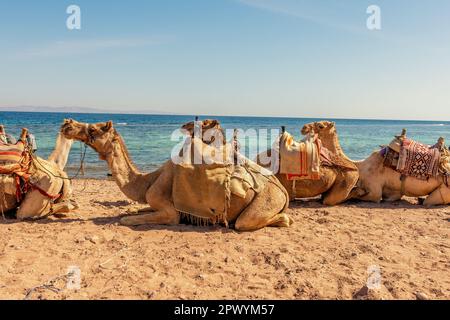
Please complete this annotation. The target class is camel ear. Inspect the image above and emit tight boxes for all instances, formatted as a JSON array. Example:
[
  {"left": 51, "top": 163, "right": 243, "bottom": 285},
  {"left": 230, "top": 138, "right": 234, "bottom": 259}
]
[
  {"left": 102, "top": 121, "right": 113, "bottom": 132},
  {"left": 64, "top": 118, "right": 73, "bottom": 124}
]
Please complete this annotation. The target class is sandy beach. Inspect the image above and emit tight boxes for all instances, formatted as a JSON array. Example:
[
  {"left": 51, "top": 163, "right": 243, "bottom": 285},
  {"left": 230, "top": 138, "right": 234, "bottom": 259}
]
[{"left": 0, "top": 178, "right": 448, "bottom": 300}]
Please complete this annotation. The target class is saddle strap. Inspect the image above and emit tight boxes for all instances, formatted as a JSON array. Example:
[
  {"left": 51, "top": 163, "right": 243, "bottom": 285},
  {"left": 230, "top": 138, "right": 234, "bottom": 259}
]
[
  {"left": 400, "top": 174, "right": 407, "bottom": 196},
  {"left": 30, "top": 183, "right": 62, "bottom": 200}
]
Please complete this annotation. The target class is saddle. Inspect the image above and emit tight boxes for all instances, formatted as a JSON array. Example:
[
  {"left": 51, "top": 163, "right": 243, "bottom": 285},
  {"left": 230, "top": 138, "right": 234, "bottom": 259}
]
[
  {"left": 279, "top": 131, "right": 334, "bottom": 180},
  {"left": 0, "top": 142, "right": 33, "bottom": 202},
  {"left": 172, "top": 138, "right": 273, "bottom": 225},
  {"left": 0, "top": 140, "right": 27, "bottom": 165},
  {"left": 382, "top": 130, "right": 449, "bottom": 181},
  {"left": 0, "top": 128, "right": 49, "bottom": 202}
]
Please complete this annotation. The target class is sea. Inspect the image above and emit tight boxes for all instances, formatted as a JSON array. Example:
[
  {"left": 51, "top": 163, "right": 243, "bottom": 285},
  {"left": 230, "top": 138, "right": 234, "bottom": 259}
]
[{"left": 1, "top": 111, "right": 449, "bottom": 178}]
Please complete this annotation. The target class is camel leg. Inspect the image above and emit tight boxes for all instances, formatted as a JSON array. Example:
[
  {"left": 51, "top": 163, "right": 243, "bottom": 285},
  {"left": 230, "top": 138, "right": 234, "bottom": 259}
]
[
  {"left": 347, "top": 186, "right": 368, "bottom": 200},
  {"left": 423, "top": 186, "right": 450, "bottom": 206},
  {"left": 352, "top": 179, "right": 383, "bottom": 203},
  {"left": 17, "top": 193, "right": 74, "bottom": 220},
  {"left": 120, "top": 210, "right": 180, "bottom": 226},
  {"left": 50, "top": 201, "right": 78, "bottom": 214},
  {"left": 234, "top": 183, "right": 292, "bottom": 231},
  {"left": 120, "top": 163, "right": 180, "bottom": 226},
  {"left": 358, "top": 191, "right": 383, "bottom": 203},
  {"left": 382, "top": 190, "right": 402, "bottom": 202},
  {"left": 322, "top": 171, "right": 359, "bottom": 206},
  {"left": 16, "top": 190, "right": 52, "bottom": 219}
]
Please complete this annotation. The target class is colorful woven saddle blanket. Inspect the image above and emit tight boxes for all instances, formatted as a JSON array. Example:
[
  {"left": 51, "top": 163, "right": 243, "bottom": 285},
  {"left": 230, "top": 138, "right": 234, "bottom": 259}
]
[
  {"left": 279, "top": 131, "right": 323, "bottom": 180},
  {"left": 383, "top": 138, "right": 441, "bottom": 180},
  {"left": 0, "top": 140, "right": 26, "bottom": 165}
]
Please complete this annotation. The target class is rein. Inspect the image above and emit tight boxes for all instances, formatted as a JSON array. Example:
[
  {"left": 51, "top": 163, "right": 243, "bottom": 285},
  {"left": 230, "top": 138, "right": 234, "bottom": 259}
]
[{"left": 30, "top": 141, "right": 87, "bottom": 180}]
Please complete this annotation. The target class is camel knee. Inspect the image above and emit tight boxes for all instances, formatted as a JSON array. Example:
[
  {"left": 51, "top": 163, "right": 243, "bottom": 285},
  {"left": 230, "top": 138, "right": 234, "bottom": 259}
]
[
  {"left": 16, "top": 203, "right": 47, "bottom": 220},
  {"left": 423, "top": 187, "right": 450, "bottom": 206},
  {"left": 322, "top": 198, "right": 338, "bottom": 206},
  {"left": 234, "top": 218, "right": 256, "bottom": 231},
  {"left": 423, "top": 195, "right": 442, "bottom": 207}
]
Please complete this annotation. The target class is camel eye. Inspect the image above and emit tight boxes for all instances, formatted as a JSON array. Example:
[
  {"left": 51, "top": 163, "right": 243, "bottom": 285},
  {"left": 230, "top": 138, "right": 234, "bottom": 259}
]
[{"left": 318, "top": 123, "right": 325, "bottom": 129}]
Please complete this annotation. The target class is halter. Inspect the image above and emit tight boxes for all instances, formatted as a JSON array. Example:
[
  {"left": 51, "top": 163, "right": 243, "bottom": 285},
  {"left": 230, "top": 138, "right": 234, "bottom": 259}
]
[
  {"left": 83, "top": 124, "right": 115, "bottom": 160},
  {"left": 87, "top": 124, "right": 97, "bottom": 144}
]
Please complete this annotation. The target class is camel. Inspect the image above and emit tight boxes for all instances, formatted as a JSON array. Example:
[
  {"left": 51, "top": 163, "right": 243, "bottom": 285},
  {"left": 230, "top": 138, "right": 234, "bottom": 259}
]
[
  {"left": 257, "top": 121, "right": 359, "bottom": 205},
  {"left": 60, "top": 119, "right": 293, "bottom": 231},
  {"left": 352, "top": 132, "right": 450, "bottom": 206},
  {"left": 0, "top": 130, "right": 76, "bottom": 219}
]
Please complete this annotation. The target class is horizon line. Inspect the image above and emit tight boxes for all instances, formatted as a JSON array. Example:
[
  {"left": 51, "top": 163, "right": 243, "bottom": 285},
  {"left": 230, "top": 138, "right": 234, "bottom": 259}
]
[{"left": 0, "top": 109, "right": 449, "bottom": 123}]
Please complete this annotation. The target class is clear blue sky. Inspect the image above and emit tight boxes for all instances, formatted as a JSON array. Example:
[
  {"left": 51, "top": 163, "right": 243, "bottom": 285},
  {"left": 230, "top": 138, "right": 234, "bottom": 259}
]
[{"left": 1, "top": 0, "right": 449, "bottom": 120}]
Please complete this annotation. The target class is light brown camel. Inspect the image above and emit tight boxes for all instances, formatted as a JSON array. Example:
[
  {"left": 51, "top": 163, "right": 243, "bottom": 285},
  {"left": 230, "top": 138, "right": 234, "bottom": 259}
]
[
  {"left": 352, "top": 134, "right": 450, "bottom": 206},
  {"left": 60, "top": 119, "right": 293, "bottom": 231},
  {"left": 257, "top": 121, "right": 359, "bottom": 205},
  {"left": 0, "top": 130, "right": 76, "bottom": 219}
]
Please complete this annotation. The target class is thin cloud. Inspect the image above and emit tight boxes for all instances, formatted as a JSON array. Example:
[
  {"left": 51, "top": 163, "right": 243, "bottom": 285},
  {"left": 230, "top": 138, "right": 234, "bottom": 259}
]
[
  {"left": 235, "top": 0, "right": 370, "bottom": 35},
  {"left": 16, "top": 36, "right": 173, "bottom": 59},
  {"left": 236, "top": 0, "right": 449, "bottom": 52}
]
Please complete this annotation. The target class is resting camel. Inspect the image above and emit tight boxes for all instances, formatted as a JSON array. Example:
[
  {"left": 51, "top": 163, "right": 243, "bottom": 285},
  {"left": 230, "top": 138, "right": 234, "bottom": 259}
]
[
  {"left": 60, "top": 119, "right": 293, "bottom": 231},
  {"left": 0, "top": 130, "right": 76, "bottom": 219},
  {"left": 352, "top": 133, "right": 450, "bottom": 206},
  {"left": 257, "top": 121, "right": 359, "bottom": 205}
]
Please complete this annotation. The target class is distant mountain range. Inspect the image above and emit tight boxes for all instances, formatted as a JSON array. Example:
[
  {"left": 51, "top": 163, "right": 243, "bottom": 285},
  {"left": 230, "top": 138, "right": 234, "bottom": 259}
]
[{"left": 0, "top": 106, "right": 173, "bottom": 115}]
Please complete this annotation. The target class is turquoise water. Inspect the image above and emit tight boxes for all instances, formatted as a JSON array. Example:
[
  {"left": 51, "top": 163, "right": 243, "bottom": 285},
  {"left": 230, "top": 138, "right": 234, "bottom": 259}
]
[{"left": 1, "top": 111, "right": 449, "bottom": 178}]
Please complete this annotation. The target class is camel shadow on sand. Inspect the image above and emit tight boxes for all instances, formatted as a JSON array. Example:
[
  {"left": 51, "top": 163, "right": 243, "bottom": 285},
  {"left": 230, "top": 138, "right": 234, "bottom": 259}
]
[
  {"left": 1, "top": 198, "right": 448, "bottom": 231},
  {"left": 290, "top": 198, "right": 448, "bottom": 211},
  {"left": 0, "top": 210, "right": 239, "bottom": 234}
]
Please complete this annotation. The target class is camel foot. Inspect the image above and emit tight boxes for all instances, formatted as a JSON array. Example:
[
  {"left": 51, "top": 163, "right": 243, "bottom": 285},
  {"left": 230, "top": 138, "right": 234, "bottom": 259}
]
[
  {"left": 235, "top": 213, "right": 293, "bottom": 231},
  {"left": 348, "top": 187, "right": 369, "bottom": 200},
  {"left": 51, "top": 201, "right": 77, "bottom": 214},
  {"left": 70, "top": 199, "right": 80, "bottom": 210},
  {"left": 120, "top": 211, "right": 180, "bottom": 226},
  {"left": 269, "top": 214, "right": 294, "bottom": 228}
]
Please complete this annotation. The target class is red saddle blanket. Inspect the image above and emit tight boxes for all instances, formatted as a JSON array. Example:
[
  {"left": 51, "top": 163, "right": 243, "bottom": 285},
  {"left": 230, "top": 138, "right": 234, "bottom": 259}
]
[{"left": 397, "top": 139, "right": 440, "bottom": 180}]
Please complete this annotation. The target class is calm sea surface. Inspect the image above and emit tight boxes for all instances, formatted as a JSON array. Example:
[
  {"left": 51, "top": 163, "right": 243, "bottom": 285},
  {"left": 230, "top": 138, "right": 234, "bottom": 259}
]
[{"left": 1, "top": 112, "right": 449, "bottom": 178}]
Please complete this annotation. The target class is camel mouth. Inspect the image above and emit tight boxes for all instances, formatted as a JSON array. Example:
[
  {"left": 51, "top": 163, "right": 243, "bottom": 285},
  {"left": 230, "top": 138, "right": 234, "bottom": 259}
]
[
  {"left": 60, "top": 123, "right": 90, "bottom": 144},
  {"left": 300, "top": 126, "right": 310, "bottom": 135},
  {"left": 60, "top": 125, "right": 76, "bottom": 139}
]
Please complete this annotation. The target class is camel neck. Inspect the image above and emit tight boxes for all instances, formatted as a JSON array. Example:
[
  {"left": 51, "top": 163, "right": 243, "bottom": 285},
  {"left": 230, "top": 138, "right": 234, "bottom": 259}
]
[
  {"left": 48, "top": 133, "right": 73, "bottom": 170},
  {"left": 104, "top": 136, "right": 158, "bottom": 203},
  {"left": 321, "top": 131, "right": 353, "bottom": 162}
]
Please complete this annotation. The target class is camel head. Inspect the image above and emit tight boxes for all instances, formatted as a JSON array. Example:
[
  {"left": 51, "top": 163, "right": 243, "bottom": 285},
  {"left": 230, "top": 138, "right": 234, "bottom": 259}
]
[
  {"left": 181, "top": 119, "right": 226, "bottom": 145},
  {"left": 61, "top": 119, "right": 115, "bottom": 160},
  {"left": 301, "top": 121, "right": 336, "bottom": 137}
]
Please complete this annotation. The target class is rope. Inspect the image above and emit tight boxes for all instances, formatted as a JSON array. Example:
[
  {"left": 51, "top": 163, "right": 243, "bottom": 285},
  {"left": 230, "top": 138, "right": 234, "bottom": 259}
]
[{"left": 30, "top": 142, "right": 87, "bottom": 181}]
